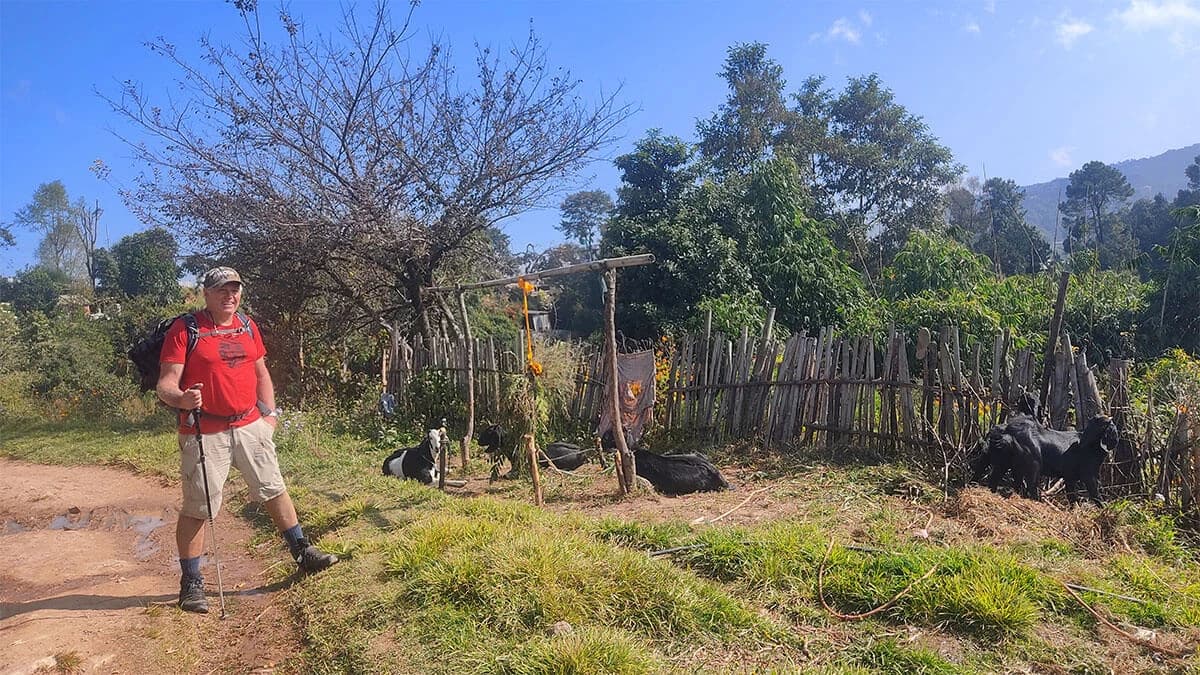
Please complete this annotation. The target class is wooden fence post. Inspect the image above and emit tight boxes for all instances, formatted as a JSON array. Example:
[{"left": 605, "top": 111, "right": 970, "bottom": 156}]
[
  {"left": 458, "top": 289, "right": 474, "bottom": 466},
  {"left": 1039, "top": 272, "right": 1070, "bottom": 416}
]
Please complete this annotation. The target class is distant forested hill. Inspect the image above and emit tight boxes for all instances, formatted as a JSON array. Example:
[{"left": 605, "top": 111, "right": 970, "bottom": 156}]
[{"left": 1020, "top": 143, "right": 1199, "bottom": 245}]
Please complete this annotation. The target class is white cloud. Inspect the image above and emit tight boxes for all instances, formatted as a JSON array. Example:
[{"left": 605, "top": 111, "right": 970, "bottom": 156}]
[
  {"left": 984, "top": 0, "right": 996, "bottom": 14},
  {"left": 1114, "top": 0, "right": 1200, "bottom": 53},
  {"left": 964, "top": 20, "right": 982, "bottom": 33},
  {"left": 826, "top": 18, "right": 862, "bottom": 44},
  {"left": 1050, "top": 146, "right": 1075, "bottom": 167},
  {"left": 858, "top": 9, "right": 873, "bottom": 26},
  {"left": 1055, "top": 18, "right": 1094, "bottom": 47},
  {"left": 1115, "top": 0, "right": 1200, "bottom": 28}
]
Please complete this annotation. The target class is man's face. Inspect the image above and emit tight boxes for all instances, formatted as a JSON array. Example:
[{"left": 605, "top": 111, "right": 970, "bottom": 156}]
[{"left": 204, "top": 282, "right": 243, "bottom": 315}]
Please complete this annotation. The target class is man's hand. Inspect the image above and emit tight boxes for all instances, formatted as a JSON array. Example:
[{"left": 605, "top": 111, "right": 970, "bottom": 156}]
[
  {"left": 179, "top": 383, "right": 203, "bottom": 410},
  {"left": 264, "top": 414, "right": 278, "bottom": 429}
]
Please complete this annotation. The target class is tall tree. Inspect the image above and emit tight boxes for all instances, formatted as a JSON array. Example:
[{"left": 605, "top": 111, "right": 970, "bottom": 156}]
[
  {"left": 557, "top": 190, "right": 613, "bottom": 254},
  {"left": 977, "top": 178, "right": 1050, "bottom": 275},
  {"left": 72, "top": 198, "right": 103, "bottom": 292},
  {"left": 109, "top": 228, "right": 181, "bottom": 302},
  {"left": 104, "top": 3, "right": 633, "bottom": 340},
  {"left": 696, "top": 42, "right": 791, "bottom": 175},
  {"left": 11, "top": 181, "right": 86, "bottom": 281},
  {"left": 786, "top": 74, "right": 963, "bottom": 272},
  {"left": 613, "top": 130, "right": 699, "bottom": 219},
  {"left": 1060, "top": 161, "right": 1135, "bottom": 266}
]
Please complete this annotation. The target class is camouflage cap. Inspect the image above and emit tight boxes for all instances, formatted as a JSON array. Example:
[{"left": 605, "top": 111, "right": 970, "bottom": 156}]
[{"left": 202, "top": 266, "right": 243, "bottom": 289}]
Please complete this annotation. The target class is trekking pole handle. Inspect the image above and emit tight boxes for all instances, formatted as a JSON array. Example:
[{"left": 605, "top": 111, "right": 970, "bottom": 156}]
[{"left": 182, "top": 383, "right": 203, "bottom": 418}]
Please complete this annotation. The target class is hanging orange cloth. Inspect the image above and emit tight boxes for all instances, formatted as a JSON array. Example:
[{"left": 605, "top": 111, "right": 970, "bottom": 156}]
[{"left": 517, "top": 277, "right": 543, "bottom": 376}]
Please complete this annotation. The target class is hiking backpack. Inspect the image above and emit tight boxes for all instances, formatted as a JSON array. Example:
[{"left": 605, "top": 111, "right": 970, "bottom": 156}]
[{"left": 128, "top": 312, "right": 253, "bottom": 392}]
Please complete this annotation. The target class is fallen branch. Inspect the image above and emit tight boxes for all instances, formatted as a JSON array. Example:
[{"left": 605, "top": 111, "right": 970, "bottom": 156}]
[
  {"left": 692, "top": 487, "right": 771, "bottom": 525},
  {"left": 816, "top": 539, "right": 939, "bottom": 621},
  {"left": 1058, "top": 580, "right": 1195, "bottom": 658}
]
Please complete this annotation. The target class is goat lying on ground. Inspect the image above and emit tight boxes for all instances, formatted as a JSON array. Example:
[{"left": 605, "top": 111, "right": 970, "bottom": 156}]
[
  {"left": 983, "top": 414, "right": 1119, "bottom": 506},
  {"left": 633, "top": 448, "right": 730, "bottom": 496},
  {"left": 540, "top": 441, "right": 605, "bottom": 472},
  {"left": 601, "top": 430, "right": 730, "bottom": 496},
  {"left": 382, "top": 428, "right": 442, "bottom": 485},
  {"left": 478, "top": 425, "right": 605, "bottom": 479}
]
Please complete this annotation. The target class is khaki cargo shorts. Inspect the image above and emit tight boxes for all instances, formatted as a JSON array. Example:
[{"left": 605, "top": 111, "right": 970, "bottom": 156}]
[{"left": 179, "top": 417, "right": 286, "bottom": 519}]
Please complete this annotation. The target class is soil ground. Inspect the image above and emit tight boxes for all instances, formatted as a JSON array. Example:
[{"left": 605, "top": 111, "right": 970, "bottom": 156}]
[{"left": 0, "top": 458, "right": 300, "bottom": 675}]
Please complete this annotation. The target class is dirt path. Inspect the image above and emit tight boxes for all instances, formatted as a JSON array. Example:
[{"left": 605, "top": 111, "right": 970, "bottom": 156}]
[{"left": 0, "top": 459, "right": 300, "bottom": 675}]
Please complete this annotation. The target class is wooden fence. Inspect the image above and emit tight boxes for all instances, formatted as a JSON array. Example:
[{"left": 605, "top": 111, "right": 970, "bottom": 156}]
[{"left": 385, "top": 324, "right": 1197, "bottom": 506}]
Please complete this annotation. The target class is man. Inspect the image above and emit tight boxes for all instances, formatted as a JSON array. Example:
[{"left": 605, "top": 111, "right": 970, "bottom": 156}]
[{"left": 157, "top": 266, "right": 337, "bottom": 614}]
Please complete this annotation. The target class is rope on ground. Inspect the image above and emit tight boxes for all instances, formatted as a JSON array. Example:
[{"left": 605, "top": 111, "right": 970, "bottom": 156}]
[
  {"left": 816, "top": 539, "right": 939, "bottom": 621},
  {"left": 1058, "top": 579, "right": 1195, "bottom": 658}
]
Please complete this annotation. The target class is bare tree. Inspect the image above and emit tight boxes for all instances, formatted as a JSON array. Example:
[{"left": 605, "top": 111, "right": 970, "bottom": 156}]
[
  {"left": 73, "top": 198, "right": 102, "bottom": 292},
  {"left": 103, "top": 2, "right": 633, "bottom": 340}
]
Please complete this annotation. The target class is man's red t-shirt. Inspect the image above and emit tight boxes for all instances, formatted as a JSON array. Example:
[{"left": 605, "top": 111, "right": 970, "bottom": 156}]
[{"left": 160, "top": 311, "right": 267, "bottom": 434}]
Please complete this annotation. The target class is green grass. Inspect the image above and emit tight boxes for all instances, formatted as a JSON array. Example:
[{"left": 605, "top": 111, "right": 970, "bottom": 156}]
[
  {"left": 852, "top": 637, "right": 964, "bottom": 674},
  {"left": 7, "top": 415, "right": 1200, "bottom": 673},
  {"left": 0, "top": 418, "right": 179, "bottom": 477}
]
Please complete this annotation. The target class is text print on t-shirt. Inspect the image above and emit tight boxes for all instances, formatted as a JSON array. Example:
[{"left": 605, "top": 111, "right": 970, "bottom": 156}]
[{"left": 218, "top": 339, "right": 249, "bottom": 368}]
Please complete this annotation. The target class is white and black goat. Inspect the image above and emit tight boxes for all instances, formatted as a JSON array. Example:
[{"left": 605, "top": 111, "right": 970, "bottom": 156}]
[{"left": 381, "top": 428, "right": 442, "bottom": 485}]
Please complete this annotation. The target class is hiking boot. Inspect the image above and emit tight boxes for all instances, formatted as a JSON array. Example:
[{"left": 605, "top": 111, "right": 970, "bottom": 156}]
[
  {"left": 178, "top": 575, "right": 208, "bottom": 614},
  {"left": 293, "top": 538, "right": 338, "bottom": 574}
]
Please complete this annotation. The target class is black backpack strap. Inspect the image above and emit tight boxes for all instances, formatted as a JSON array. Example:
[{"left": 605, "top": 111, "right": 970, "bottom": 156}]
[
  {"left": 182, "top": 313, "right": 201, "bottom": 358},
  {"left": 237, "top": 312, "right": 253, "bottom": 339}
]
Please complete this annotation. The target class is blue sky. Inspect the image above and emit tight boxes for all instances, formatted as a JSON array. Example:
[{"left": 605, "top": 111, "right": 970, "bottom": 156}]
[{"left": 2, "top": 0, "right": 1198, "bottom": 274}]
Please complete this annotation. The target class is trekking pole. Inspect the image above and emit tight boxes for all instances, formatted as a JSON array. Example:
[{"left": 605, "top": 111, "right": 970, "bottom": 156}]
[{"left": 192, "top": 403, "right": 227, "bottom": 619}]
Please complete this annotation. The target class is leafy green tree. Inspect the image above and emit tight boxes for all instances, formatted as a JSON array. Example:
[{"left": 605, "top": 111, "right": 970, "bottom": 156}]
[
  {"left": 1175, "top": 155, "right": 1200, "bottom": 207},
  {"left": 1060, "top": 161, "right": 1136, "bottom": 267},
  {"left": 1148, "top": 205, "right": 1200, "bottom": 355},
  {"left": 557, "top": 190, "right": 613, "bottom": 254},
  {"left": 883, "top": 230, "right": 990, "bottom": 299},
  {"left": 92, "top": 248, "right": 121, "bottom": 296},
  {"left": 602, "top": 207, "right": 748, "bottom": 337},
  {"left": 977, "top": 178, "right": 1051, "bottom": 275},
  {"left": 11, "top": 181, "right": 87, "bottom": 281},
  {"left": 796, "top": 74, "right": 963, "bottom": 266},
  {"left": 2, "top": 267, "right": 69, "bottom": 314},
  {"left": 738, "top": 158, "right": 865, "bottom": 330},
  {"left": 1063, "top": 268, "right": 1150, "bottom": 362},
  {"left": 109, "top": 228, "right": 181, "bottom": 302},
  {"left": 0, "top": 224, "right": 13, "bottom": 249},
  {"left": 696, "top": 42, "right": 792, "bottom": 175},
  {"left": 614, "top": 130, "right": 699, "bottom": 219}
]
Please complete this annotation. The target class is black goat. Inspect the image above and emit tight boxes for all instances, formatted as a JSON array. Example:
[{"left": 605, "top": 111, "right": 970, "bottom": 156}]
[
  {"left": 479, "top": 425, "right": 605, "bottom": 479},
  {"left": 967, "top": 391, "right": 1043, "bottom": 486},
  {"left": 633, "top": 448, "right": 730, "bottom": 496},
  {"left": 478, "top": 424, "right": 515, "bottom": 481},
  {"left": 539, "top": 442, "right": 593, "bottom": 471},
  {"left": 382, "top": 428, "right": 442, "bottom": 485},
  {"left": 600, "top": 429, "right": 729, "bottom": 495},
  {"left": 984, "top": 414, "right": 1119, "bottom": 506}
]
